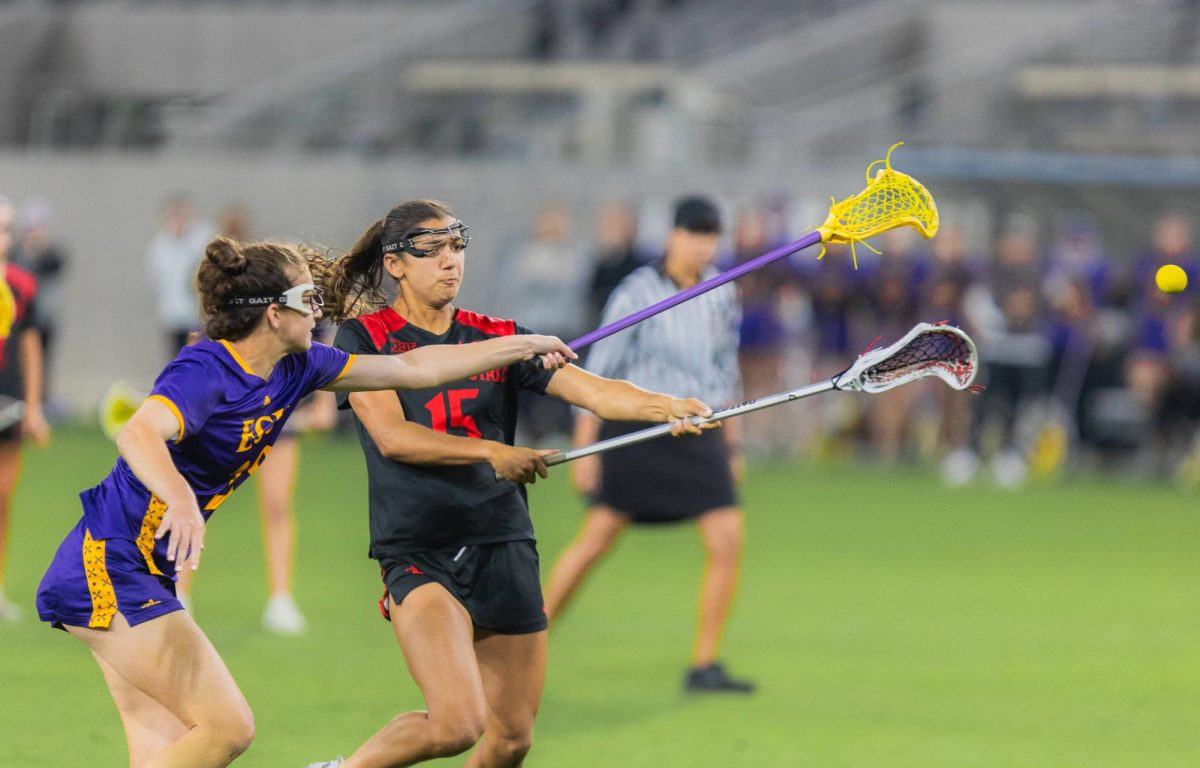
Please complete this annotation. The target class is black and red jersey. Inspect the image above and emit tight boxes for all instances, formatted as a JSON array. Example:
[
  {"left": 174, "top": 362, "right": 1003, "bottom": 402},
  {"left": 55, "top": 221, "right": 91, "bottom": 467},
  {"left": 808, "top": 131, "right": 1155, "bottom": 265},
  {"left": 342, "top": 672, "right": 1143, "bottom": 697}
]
[
  {"left": 334, "top": 307, "right": 555, "bottom": 557},
  {"left": 0, "top": 262, "right": 38, "bottom": 399}
]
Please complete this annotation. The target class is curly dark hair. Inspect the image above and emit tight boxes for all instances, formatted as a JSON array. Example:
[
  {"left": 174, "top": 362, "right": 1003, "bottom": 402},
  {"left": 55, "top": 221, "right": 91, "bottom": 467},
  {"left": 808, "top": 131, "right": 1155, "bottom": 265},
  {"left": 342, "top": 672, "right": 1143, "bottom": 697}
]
[{"left": 195, "top": 236, "right": 309, "bottom": 341}]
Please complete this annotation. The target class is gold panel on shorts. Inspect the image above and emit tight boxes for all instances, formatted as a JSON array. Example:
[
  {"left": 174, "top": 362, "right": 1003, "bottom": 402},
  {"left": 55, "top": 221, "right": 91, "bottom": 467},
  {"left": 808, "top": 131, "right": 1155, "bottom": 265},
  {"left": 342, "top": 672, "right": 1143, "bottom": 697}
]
[{"left": 82, "top": 530, "right": 117, "bottom": 629}]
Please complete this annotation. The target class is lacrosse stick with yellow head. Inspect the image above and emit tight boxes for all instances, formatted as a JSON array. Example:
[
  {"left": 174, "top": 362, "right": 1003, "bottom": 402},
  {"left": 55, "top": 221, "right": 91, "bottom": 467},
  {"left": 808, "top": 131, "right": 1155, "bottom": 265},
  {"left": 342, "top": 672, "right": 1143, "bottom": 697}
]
[{"left": 568, "top": 142, "right": 939, "bottom": 350}]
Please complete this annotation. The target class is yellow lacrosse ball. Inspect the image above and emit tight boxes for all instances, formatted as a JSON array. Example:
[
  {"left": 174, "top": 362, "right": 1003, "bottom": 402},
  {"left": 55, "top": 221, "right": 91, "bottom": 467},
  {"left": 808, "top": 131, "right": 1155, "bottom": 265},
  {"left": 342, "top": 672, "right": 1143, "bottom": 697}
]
[{"left": 1156, "top": 264, "right": 1188, "bottom": 294}]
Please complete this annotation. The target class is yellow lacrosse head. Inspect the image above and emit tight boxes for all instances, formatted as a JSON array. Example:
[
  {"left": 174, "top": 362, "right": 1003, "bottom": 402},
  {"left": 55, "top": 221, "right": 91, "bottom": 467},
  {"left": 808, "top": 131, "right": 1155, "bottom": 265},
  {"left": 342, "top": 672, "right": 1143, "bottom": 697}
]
[{"left": 816, "top": 142, "right": 939, "bottom": 267}]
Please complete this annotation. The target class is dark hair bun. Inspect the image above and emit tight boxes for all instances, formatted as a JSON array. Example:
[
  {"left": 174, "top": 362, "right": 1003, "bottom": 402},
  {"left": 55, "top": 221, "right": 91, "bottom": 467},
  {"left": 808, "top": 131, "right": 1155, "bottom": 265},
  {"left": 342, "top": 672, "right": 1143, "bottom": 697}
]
[{"left": 206, "top": 236, "right": 248, "bottom": 275}]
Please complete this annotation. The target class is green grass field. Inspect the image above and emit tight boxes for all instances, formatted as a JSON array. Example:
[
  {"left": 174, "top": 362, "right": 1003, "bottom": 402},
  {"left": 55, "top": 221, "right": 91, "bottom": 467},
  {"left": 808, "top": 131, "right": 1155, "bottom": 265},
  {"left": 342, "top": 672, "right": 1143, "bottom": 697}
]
[{"left": 2, "top": 427, "right": 1198, "bottom": 767}]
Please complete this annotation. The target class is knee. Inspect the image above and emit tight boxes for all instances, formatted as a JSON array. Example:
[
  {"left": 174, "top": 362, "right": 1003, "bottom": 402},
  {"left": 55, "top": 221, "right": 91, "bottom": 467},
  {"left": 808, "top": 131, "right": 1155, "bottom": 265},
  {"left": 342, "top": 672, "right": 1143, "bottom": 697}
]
[
  {"left": 703, "top": 525, "right": 743, "bottom": 566},
  {"left": 260, "top": 502, "right": 290, "bottom": 527},
  {"left": 426, "top": 716, "right": 485, "bottom": 758},
  {"left": 707, "top": 547, "right": 741, "bottom": 572},
  {"left": 223, "top": 712, "right": 256, "bottom": 758},
  {"left": 488, "top": 732, "right": 534, "bottom": 767},
  {"left": 206, "top": 705, "right": 255, "bottom": 758}
]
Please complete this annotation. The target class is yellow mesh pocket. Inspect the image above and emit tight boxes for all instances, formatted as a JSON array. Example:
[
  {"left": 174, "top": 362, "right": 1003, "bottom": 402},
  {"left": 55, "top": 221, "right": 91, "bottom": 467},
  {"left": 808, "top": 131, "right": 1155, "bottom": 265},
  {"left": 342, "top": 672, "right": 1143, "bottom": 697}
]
[{"left": 816, "top": 142, "right": 939, "bottom": 267}]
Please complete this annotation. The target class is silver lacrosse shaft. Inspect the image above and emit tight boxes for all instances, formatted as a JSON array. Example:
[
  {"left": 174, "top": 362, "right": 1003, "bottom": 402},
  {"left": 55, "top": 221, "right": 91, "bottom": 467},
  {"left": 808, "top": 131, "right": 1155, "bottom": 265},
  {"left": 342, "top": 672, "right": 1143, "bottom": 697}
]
[{"left": 543, "top": 379, "right": 836, "bottom": 468}]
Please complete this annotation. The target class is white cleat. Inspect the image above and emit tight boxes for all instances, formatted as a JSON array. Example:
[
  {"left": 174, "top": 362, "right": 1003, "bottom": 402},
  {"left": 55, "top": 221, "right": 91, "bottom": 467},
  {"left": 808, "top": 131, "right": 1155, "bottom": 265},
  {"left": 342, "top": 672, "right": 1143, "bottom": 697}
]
[
  {"left": 303, "top": 758, "right": 344, "bottom": 767},
  {"left": 264, "top": 593, "right": 308, "bottom": 635}
]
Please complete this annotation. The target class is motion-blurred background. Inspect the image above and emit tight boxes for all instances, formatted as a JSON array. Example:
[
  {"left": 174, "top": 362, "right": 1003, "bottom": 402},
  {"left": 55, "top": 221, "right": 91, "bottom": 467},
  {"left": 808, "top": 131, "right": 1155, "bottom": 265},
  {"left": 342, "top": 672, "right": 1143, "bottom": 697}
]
[{"left": 3, "top": 0, "right": 1200, "bottom": 480}]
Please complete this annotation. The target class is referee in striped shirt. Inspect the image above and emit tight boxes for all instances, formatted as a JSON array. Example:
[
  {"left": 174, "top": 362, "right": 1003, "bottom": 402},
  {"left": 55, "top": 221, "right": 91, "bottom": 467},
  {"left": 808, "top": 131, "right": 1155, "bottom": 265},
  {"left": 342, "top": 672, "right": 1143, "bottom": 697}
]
[{"left": 545, "top": 196, "right": 755, "bottom": 693}]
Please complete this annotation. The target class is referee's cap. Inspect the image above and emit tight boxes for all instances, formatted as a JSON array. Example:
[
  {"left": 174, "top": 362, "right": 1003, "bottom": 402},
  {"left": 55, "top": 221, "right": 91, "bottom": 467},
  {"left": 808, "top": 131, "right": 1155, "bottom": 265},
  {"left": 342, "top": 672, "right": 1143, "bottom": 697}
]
[{"left": 672, "top": 195, "right": 721, "bottom": 235}]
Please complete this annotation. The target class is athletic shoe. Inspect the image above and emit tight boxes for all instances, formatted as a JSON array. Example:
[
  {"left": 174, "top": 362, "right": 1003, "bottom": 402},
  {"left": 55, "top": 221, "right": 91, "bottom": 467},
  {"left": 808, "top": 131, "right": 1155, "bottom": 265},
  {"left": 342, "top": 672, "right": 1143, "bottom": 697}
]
[
  {"left": 0, "top": 587, "right": 22, "bottom": 622},
  {"left": 940, "top": 448, "right": 979, "bottom": 487},
  {"left": 303, "top": 758, "right": 343, "bottom": 767},
  {"left": 684, "top": 662, "right": 755, "bottom": 694},
  {"left": 263, "top": 593, "right": 308, "bottom": 635},
  {"left": 991, "top": 450, "right": 1027, "bottom": 490}
]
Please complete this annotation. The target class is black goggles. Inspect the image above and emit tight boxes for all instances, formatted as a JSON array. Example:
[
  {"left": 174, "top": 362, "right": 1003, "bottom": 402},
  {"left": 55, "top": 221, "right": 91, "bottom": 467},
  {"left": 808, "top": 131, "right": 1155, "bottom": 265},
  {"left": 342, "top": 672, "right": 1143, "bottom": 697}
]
[
  {"left": 225, "top": 283, "right": 325, "bottom": 316},
  {"left": 381, "top": 220, "right": 470, "bottom": 257}
]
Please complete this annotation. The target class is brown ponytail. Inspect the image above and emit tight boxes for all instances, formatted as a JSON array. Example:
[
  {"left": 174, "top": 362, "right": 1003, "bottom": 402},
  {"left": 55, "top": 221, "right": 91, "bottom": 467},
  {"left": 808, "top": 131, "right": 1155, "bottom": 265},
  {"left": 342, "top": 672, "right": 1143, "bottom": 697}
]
[
  {"left": 321, "top": 199, "right": 455, "bottom": 324},
  {"left": 319, "top": 220, "right": 388, "bottom": 324}
]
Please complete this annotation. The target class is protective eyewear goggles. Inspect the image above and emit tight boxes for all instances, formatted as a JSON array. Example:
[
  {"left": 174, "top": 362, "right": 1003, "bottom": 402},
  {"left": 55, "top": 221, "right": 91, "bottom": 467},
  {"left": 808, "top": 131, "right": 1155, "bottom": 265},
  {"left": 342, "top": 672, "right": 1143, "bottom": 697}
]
[
  {"left": 381, "top": 220, "right": 470, "bottom": 258},
  {"left": 226, "top": 283, "right": 324, "bottom": 317}
]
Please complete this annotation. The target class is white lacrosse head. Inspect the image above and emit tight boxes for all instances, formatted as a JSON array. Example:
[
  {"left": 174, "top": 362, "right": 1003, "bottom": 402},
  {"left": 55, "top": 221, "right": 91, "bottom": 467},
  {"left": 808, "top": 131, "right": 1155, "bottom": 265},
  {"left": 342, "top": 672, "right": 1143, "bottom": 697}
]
[{"left": 833, "top": 322, "right": 978, "bottom": 393}]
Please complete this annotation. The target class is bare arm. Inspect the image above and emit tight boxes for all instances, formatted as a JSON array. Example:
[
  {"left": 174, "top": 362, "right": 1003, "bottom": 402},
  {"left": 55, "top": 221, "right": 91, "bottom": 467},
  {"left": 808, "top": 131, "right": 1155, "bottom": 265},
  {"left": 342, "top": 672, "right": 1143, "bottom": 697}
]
[
  {"left": 544, "top": 365, "right": 712, "bottom": 427},
  {"left": 327, "top": 335, "right": 574, "bottom": 393},
  {"left": 18, "top": 328, "right": 49, "bottom": 446},
  {"left": 117, "top": 399, "right": 206, "bottom": 571},
  {"left": 348, "top": 390, "right": 553, "bottom": 483},
  {"left": 548, "top": 365, "right": 715, "bottom": 494}
]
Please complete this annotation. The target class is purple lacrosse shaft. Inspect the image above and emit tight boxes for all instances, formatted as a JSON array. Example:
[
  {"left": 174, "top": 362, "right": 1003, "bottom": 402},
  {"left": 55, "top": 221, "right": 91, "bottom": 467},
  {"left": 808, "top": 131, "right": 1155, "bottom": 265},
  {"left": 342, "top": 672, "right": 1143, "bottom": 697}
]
[{"left": 569, "top": 230, "right": 824, "bottom": 350}]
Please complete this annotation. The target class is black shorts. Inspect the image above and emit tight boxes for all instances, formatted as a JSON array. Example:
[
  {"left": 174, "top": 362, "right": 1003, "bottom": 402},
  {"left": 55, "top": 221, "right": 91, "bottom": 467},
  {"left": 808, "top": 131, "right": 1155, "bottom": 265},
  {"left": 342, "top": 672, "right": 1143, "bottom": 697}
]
[
  {"left": 594, "top": 420, "right": 737, "bottom": 524},
  {"left": 378, "top": 539, "right": 546, "bottom": 635}
]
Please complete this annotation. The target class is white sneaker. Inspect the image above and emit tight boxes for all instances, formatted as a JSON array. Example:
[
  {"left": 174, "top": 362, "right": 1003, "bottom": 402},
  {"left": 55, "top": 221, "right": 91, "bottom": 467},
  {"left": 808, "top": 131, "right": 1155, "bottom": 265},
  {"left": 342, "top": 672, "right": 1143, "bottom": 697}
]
[
  {"left": 991, "top": 450, "right": 1028, "bottom": 490},
  {"left": 941, "top": 449, "right": 979, "bottom": 488},
  {"left": 0, "top": 587, "right": 22, "bottom": 622},
  {"left": 303, "top": 758, "right": 343, "bottom": 767},
  {"left": 263, "top": 593, "right": 308, "bottom": 635}
]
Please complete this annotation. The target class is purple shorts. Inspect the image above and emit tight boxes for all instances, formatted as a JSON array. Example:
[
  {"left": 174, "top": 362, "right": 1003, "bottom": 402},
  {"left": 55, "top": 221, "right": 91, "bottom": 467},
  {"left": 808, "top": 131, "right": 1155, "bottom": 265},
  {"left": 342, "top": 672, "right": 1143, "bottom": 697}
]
[{"left": 36, "top": 518, "right": 183, "bottom": 630}]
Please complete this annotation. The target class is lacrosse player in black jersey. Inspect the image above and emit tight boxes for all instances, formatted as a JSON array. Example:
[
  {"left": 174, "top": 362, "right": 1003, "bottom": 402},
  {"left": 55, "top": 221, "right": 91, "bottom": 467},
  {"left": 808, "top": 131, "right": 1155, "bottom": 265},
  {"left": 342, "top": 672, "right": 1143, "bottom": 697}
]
[{"left": 310, "top": 199, "right": 713, "bottom": 768}]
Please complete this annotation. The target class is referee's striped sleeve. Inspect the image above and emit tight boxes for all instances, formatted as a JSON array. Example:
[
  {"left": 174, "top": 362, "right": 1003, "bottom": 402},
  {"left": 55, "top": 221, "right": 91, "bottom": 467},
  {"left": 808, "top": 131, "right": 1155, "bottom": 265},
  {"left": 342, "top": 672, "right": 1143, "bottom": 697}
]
[
  {"left": 580, "top": 265, "right": 742, "bottom": 408},
  {"left": 718, "top": 284, "right": 743, "bottom": 401},
  {"left": 583, "top": 272, "right": 646, "bottom": 380}
]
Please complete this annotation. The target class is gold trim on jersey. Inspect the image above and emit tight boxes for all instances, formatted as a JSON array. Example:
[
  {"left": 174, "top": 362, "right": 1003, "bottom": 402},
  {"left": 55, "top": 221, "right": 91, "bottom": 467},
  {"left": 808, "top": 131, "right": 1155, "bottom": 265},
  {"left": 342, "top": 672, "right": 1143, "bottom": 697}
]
[
  {"left": 218, "top": 339, "right": 257, "bottom": 376},
  {"left": 147, "top": 394, "right": 185, "bottom": 442},
  {"left": 136, "top": 497, "right": 168, "bottom": 577},
  {"left": 83, "top": 530, "right": 117, "bottom": 629},
  {"left": 332, "top": 354, "right": 357, "bottom": 384}
]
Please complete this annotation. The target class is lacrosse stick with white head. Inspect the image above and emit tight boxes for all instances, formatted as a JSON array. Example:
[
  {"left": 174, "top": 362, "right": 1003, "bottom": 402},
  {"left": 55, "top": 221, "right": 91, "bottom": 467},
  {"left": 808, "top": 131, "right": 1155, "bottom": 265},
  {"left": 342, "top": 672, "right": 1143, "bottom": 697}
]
[{"left": 536, "top": 323, "right": 977, "bottom": 470}]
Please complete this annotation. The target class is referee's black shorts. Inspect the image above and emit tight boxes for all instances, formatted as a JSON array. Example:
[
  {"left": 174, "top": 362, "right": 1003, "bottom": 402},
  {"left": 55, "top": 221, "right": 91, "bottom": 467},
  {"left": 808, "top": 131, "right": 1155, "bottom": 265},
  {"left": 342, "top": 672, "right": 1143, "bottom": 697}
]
[
  {"left": 378, "top": 539, "right": 546, "bottom": 635},
  {"left": 594, "top": 420, "right": 738, "bottom": 524}
]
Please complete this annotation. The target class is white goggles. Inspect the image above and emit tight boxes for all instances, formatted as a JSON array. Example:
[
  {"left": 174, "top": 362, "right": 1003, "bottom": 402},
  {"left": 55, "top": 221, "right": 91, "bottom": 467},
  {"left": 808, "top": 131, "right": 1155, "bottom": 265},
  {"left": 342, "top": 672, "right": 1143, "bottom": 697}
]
[{"left": 226, "top": 283, "right": 324, "bottom": 317}]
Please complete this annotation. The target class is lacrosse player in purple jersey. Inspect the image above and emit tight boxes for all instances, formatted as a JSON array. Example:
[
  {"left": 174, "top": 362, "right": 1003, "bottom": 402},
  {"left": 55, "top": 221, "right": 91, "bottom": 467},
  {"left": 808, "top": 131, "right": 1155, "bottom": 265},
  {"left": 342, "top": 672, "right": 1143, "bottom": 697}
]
[
  {"left": 302, "top": 199, "right": 713, "bottom": 768},
  {"left": 34, "top": 235, "right": 574, "bottom": 768}
]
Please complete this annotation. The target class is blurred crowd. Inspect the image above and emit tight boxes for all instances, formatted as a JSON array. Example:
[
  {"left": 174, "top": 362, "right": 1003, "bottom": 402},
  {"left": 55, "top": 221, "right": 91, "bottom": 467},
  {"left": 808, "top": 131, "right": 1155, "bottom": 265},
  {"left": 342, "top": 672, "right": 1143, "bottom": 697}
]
[{"left": 502, "top": 200, "right": 1200, "bottom": 488}]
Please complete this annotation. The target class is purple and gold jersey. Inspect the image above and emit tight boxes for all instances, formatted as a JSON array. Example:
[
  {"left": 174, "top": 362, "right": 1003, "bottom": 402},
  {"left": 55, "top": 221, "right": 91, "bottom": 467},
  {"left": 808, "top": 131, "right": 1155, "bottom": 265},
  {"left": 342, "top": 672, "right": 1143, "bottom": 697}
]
[{"left": 80, "top": 339, "right": 353, "bottom": 568}]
